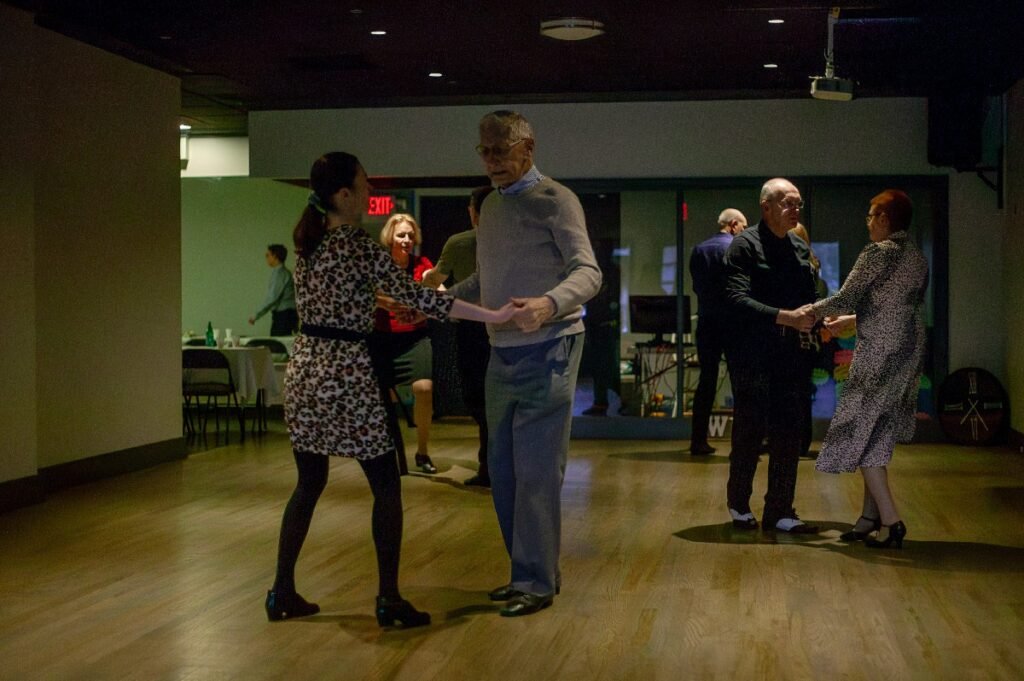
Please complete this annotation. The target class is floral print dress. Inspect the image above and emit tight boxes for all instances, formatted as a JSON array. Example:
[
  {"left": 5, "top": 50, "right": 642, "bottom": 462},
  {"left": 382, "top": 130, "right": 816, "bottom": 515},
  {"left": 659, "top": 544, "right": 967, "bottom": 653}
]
[
  {"left": 811, "top": 231, "right": 929, "bottom": 473},
  {"left": 285, "top": 225, "right": 454, "bottom": 459}
]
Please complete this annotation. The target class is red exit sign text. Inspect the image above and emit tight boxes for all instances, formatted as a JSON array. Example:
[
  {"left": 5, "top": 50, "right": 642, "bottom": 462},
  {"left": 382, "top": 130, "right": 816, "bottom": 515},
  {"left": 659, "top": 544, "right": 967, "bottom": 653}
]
[{"left": 368, "top": 195, "right": 396, "bottom": 216}]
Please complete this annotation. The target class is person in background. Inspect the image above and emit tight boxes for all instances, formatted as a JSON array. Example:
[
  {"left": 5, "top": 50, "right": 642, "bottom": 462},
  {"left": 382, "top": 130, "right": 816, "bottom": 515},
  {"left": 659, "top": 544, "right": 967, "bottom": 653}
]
[
  {"left": 789, "top": 222, "right": 828, "bottom": 459},
  {"left": 449, "top": 110, "right": 601, "bottom": 617},
  {"left": 267, "top": 151, "right": 514, "bottom": 628},
  {"left": 723, "top": 178, "right": 818, "bottom": 534},
  {"left": 423, "top": 186, "right": 494, "bottom": 486},
  {"left": 374, "top": 214, "right": 440, "bottom": 475},
  {"left": 249, "top": 244, "right": 298, "bottom": 336},
  {"left": 810, "top": 190, "right": 928, "bottom": 550},
  {"left": 688, "top": 208, "right": 747, "bottom": 454}
]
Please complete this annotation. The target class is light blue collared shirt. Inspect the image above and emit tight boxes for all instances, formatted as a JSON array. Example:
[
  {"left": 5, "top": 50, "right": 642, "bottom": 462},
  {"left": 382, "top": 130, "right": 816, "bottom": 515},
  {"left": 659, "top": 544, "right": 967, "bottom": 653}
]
[{"left": 497, "top": 165, "right": 545, "bottom": 196}]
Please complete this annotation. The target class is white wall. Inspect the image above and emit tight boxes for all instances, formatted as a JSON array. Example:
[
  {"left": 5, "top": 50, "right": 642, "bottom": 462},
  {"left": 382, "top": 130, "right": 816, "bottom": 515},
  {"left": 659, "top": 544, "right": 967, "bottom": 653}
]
[
  {"left": 181, "top": 137, "right": 249, "bottom": 178},
  {"left": 0, "top": 5, "right": 40, "bottom": 482},
  {"left": 250, "top": 99, "right": 934, "bottom": 179},
  {"left": 0, "top": 6, "right": 182, "bottom": 480}
]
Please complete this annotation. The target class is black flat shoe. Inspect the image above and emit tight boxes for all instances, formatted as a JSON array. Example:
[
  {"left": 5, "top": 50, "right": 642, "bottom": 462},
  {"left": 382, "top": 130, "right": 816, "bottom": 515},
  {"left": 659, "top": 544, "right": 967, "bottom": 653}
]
[
  {"left": 690, "top": 442, "right": 716, "bottom": 455},
  {"left": 414, "top": 453, "right": 437, "bottom": 474},
  {"left": 464, "top": 474, "right": 491, "bottom": 487},
  {"left": 265, "top": 590, "right": 320, "bottom": 621},
  {"left": 500, "top": 593, "right": 554, "bottom": 617},
  {"left": 375, "top": 596, "right": 431, "bottom": 628},
  {"left": 839, "top": 515, "right": 881, "bottom": 541},
  {"left": 865, "top": 520, "right": 907, "bottom": 549}
]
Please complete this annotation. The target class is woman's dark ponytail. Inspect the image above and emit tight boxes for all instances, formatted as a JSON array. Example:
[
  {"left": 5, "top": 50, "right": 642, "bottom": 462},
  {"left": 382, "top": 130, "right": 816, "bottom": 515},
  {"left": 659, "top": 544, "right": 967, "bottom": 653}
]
[{"left": 293, "top": 152, "right": 361, "bottom": 258}]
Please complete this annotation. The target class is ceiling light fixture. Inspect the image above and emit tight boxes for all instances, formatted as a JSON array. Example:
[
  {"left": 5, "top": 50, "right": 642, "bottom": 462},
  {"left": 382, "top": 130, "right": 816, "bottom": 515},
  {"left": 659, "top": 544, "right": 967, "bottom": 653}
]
[
  {"left": 810, "top": 7, "right": 855, "bottom": 101},
  {"left": 768, "top": 19, "right": 785, "bottom": 24},
  {"left": 540, "top": 17, "right": 604, "bottom": 41},
  {"left": 763, "top": 63, "right": 778, "bottom": 69},
  {"left": 370, "top": 30, "right": 386, "bottom": 35},
  {"left": 428, "top": 72, "right": 443, "bottom": 78}
]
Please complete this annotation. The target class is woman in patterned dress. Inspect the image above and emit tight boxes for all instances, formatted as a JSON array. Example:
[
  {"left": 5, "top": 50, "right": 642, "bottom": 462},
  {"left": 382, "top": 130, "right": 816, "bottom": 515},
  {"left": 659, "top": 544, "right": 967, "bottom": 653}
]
[
  {"left": 266, "top": 152, "right": 515, "bottom": 626},
  {"left": 810, "top": 190, "right": 929, "bottom": 549}
]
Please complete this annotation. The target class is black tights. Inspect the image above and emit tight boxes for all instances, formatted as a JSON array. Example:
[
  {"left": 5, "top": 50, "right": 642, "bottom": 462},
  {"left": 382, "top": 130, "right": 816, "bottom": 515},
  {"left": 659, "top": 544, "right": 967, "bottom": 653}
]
[{"left": 272, "top": 450, "right": 403, "bottom": 599}]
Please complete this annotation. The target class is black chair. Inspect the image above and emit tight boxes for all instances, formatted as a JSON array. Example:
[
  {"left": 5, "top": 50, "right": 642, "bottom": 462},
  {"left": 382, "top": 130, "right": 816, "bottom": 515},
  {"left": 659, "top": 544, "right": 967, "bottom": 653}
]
[
  {"left": 245, "top": 338, "right": 289, "bottom": 360},
  {"left": 184, "top": 338, "right": 208, "bottom": 346},
  {"left": 182, "top": 349, "right": 245, "bottom": 442}
]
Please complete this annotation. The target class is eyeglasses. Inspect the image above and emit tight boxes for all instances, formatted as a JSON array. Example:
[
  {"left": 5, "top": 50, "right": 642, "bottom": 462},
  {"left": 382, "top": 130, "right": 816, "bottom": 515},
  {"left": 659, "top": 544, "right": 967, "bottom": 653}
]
[
  {"left": 777, "top": 199, "right": 804, "bottom": 211},
  {"left": 865, "top": 211, "right": 885, "bottom": 224},
  {"left": 475, "top": 138, "right": 525, "bottom": 160}
]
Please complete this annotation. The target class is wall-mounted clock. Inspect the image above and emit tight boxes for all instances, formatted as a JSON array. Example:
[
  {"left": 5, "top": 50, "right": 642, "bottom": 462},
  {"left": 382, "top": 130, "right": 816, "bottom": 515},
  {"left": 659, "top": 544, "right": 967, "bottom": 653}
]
[{"left": 938, "top": 367, "right": 1008, "bottom": 445}]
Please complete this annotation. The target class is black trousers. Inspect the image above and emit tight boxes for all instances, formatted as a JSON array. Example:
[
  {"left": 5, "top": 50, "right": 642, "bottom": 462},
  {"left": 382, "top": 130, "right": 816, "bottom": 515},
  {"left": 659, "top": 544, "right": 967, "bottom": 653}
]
[
  {"left": 456, "top": 321, "right": 490, "bottom": 475},
  {"left": 271, "top": 308, "right": 298, "bottom": 336},
  {"left": 691, "top": 316, "right": 727, "bottom": 445},
  {"left": 725, "top": 346, "right": 812, "bottom": 524}
]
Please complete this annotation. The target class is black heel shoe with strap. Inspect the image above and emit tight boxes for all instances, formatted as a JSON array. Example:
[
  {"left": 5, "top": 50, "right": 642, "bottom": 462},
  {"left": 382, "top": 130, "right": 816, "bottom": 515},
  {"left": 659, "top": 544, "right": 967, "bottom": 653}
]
[
  {"left": 265, "top": 590, "right": 320, "bottom": 621},
  {"left": 376, "top": 596, "right": 431, "bottom": 628},
  {"left": 839, "top": 515, "right": 881, "bottom": 541},
  {"left": 865, "top": 520, "right": 907, "bottom": 549},
  {"left": 414, "top": 453, "right": 437, "bottom": 474}
]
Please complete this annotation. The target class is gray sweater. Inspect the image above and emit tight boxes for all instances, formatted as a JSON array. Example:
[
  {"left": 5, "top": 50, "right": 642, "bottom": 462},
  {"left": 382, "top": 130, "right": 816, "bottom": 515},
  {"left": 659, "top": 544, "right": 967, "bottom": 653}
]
[{"left": 449, "top": 177, "right": 601, "bottom": 348}]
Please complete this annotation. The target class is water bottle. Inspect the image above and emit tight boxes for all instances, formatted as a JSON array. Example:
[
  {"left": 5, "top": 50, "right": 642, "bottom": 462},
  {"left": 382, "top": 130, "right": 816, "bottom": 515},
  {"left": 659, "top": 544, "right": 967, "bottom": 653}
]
[{"left": 205, "top": 322, "right": 216, "bottom": 347}]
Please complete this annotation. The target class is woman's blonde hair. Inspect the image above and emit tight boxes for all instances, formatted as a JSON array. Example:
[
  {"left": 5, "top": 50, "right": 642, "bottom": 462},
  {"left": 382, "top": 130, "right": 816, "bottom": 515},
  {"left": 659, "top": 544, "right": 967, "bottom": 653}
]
[{"left": 379, "top": 213, "right": 421, "bottom": 249}]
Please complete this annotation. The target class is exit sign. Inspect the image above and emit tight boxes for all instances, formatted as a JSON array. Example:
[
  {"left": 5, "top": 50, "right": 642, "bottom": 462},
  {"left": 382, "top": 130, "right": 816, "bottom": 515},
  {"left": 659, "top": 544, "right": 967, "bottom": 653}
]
[{"left": 368, "top": 195, "right": 396, "bottom": 216}]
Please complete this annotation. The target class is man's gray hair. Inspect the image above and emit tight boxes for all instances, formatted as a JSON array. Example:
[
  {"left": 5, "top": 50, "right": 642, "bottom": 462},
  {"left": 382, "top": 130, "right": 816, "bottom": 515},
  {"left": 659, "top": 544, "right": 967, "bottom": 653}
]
[
  {"left": 479, "top": 110, "right": 535, "bottom": 144},
  {"left": 759, "top": 178, "right": 793, "bottom": 203},
  {"left": 718, "top": 208, "right": 746, "bottom": 226}
]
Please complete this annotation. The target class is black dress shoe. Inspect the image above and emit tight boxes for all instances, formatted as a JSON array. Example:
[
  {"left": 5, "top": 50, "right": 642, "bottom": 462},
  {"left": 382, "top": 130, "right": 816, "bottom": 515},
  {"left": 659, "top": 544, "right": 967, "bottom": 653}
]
[
  {"left": 839, "top": 515, "right": 881, "bottom": 541},
  {"left": 865, "top": 520, "right": 907, "bottom": 549},
  {"left": 265, "top": 590, "right": 320, "bottom": 621},
  {"left": 499, "top": 593, "right": 553, "bottom": 617},
  {"left": 488, "top": 583, "right": 523, "bottom": 601},
  {"left": 375, "top": 595, "right": 431, "bottom": 628},
  {"left": 690, "top": 442, "right": 716, "bottom": 455},
  {"left": 464, "top": 474, "right": 491, "bottom": 487},
  {"left": 414, "top": 453, "right": 437, "bottom": 474}
]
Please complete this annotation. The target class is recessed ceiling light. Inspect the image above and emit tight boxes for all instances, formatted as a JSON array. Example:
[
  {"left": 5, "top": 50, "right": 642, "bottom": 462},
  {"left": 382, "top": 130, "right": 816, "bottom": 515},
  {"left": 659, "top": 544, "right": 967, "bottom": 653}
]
[
  {"left": 159, "top": 35, "right": 173, "bottom": 40},
  {"left": 370, "top": 30, "right": 386, "bottom": 35},
  {"left": 768, "top": 19, "right": 785, "bottom": 24},
  {"left": 763, "top": 63, "right": 779, "bottom": 69},
  {"left": 428, "top": 72, "right": 443, "bottom": 78},
  {"left": 179, "top": 124, "right": 192, "bottom": 131},
  {"left": 350, "top": 8, "right": 363, "bottom": 14},
  {"left": 540, "top": 17, "right": 604, "bottom": 41}
]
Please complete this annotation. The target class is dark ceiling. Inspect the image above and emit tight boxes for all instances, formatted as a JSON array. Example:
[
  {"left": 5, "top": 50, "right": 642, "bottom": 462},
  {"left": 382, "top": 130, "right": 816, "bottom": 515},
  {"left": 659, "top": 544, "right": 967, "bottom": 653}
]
[{"left": 9, "top": 0, "right": 1024, "bottom": 135}]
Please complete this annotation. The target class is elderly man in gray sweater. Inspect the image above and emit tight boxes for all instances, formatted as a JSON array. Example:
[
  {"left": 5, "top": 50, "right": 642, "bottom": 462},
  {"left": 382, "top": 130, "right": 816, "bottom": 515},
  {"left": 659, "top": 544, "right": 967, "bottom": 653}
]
[{"left": 449, "top": 110, "right": 601, "bottom": 617}]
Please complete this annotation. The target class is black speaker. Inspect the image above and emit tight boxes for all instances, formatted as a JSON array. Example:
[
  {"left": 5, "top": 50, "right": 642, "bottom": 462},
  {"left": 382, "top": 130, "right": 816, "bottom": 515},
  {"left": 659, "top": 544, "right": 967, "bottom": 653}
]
[{"left": 927, "top": 93, "right": 984, "bottom": 171}]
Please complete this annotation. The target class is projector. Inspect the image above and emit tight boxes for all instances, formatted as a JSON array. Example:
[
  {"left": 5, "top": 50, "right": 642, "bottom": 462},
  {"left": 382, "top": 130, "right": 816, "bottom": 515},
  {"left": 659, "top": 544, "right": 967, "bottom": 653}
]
[{"left": 810, "top": 76, "right": 854, "bottom": 101}]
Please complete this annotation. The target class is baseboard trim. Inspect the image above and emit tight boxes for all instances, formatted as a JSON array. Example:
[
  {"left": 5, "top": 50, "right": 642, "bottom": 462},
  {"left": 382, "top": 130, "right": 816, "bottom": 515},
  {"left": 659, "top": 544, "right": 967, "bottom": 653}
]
[
  {"left": 1009, "top": 428, "right": 1024, "bottom": 453},
  {"left": 39, "top": 438, "right": 187, "bottom": 493},
  {"left": 0, "top": 475, "right": 46, "bottom": 513}
]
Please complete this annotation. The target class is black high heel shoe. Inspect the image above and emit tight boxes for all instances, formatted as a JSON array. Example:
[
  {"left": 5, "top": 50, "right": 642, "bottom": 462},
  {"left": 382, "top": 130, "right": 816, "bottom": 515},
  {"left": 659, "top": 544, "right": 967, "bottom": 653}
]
[
  {"left": 839, "top": 515, "right": 881, "bottom": 541},
  {"left": 414, "top": 453, "right": 437, "bottom": 474},
  {"left": 265, "top": 590, "right": 320, "bottom": 621},
  {"left": 865, "top": 520, "right": 907, "bottom": 549},
  {"left": 375, "top": 596, "right": 431, "bottom": 628}
]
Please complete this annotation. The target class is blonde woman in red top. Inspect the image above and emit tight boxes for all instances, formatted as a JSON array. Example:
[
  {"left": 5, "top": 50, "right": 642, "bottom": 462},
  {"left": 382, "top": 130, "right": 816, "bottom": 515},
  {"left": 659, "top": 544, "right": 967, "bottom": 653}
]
[{"left": 374, "top": 214, "right": 440, "bottom": 474}]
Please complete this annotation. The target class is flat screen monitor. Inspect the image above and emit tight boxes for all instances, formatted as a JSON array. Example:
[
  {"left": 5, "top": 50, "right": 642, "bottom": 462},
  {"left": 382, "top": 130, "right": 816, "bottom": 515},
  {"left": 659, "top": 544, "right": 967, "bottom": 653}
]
[{"left": 629, "top": 295, "right": 690, "bottom": 345}]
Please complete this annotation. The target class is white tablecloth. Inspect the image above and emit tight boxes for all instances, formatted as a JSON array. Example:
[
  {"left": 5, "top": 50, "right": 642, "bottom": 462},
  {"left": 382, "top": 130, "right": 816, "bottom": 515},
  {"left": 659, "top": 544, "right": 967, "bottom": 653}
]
[{"left": 183, "top": 346, "right": 281, "bottom": 404}]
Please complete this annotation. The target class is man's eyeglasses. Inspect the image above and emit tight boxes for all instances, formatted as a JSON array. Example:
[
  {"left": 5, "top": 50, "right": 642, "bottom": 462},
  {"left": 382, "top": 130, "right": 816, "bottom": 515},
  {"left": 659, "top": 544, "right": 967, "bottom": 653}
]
[
  {"left": 865, "top": 211, "right": 884, "bottom": 224},
  {"left": 777, "top": 199, "right": 804, "bottom": 211},
  {"left": 475, "top": 138, "right": 524, "bottom": 160}
]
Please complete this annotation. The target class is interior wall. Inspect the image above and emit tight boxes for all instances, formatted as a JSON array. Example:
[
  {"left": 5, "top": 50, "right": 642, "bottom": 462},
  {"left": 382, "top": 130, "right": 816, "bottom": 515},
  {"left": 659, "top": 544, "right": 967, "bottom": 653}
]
[
  {"left": 0, "top": 5, "right": 40, "bottom": 482},
  {"left": 1005, "top": 79, "right": 1024, "bottom": 434},
  {"left": 181, "top": 178, "right": 307, "bottom": 337},
  {"left": 30, "top": 24, "right": 182, "bottom": 467},
  {"left": 250, "top": 99, "right": 934, "bottom": 179}
]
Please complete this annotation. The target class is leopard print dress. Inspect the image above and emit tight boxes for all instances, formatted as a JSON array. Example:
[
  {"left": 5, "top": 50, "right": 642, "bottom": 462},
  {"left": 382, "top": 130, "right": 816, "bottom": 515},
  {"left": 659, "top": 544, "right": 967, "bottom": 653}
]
[
  {"left": 285, "top": 225, "right": 454, "bottom": 459},
  {"left": 811, "top": 230, "right": 929, "bottom": 473}
]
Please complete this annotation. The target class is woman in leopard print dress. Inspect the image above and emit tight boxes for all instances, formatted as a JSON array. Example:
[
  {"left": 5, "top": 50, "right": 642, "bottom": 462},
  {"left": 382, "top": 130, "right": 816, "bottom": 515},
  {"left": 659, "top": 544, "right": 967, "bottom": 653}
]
[
  {"left": 267, "top": 152, "right": 515, "bottom": 627},
  {"left": 811, "top": 190, "right": 928, "bottom": 549}
]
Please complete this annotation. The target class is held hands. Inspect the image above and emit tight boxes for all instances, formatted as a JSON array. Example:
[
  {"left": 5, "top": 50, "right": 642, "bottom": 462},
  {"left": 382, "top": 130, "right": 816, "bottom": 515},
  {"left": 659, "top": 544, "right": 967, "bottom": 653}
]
[
  {"left": 824, "top": 314, "right": 857, "bottom": 335},
  {"left": 509, "top": 296, "right": 556, "bottom": 333},
  {"left": 491, "top": 301, "right": 518, "bottom": 324},
  {"left": 776, "top": 304, "right": 817, "bottom": 332}
]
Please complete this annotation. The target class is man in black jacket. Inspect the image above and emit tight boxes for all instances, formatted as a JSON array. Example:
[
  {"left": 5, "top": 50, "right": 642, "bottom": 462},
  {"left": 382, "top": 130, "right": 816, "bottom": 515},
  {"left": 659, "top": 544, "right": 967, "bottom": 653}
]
[{"left": 723, "top": 178, "right": 818, "bottom": 534}]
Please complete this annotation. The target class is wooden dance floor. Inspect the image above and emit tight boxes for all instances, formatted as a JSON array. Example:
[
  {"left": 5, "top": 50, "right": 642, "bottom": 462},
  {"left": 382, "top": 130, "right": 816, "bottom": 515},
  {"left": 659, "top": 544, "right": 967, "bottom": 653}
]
[{"left": 2, "top": 421, "right": 1023, "bottom": 680}]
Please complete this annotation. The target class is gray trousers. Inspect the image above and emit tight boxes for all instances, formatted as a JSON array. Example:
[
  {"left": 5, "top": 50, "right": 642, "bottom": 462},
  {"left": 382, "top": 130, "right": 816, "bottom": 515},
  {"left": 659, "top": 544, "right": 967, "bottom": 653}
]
[{"left": 486, "top": 333, "right": 584, "bottom": 597}]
